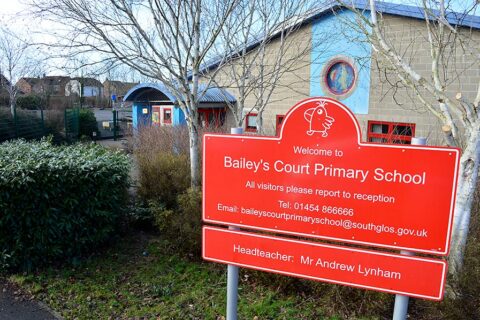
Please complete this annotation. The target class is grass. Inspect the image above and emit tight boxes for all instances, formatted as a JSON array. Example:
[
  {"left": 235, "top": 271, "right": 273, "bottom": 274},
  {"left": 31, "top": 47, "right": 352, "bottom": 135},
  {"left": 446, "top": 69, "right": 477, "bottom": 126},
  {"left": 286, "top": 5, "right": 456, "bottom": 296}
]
[
  {"left": 8, "top": 231, "right": 337, "bottom": 319},
  {"left": 7, "top": 213, "right": 479, "bottom": 320}
]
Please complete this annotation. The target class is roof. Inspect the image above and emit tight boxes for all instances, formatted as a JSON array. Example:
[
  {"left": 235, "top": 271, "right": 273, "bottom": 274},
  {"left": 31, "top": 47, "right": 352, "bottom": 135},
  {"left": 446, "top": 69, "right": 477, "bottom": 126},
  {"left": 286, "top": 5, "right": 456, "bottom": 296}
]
[
  {"left": 103, "top": 80, "right": 139, "bottom": 95},
  {"left": 123, "top": 82, "right": 237, "bottom": 104},
  {"left": 18, "top": 77, "right": 41, "bottom": 86},
  {"left": 71, "top": 77, "right": 103, "bottom": 87},
  {"left": 0, "top": 74, "right": 10, "bottom": 87},
  {"left": 104, "top": 79, "right": 138, "bottom": 87},
  {"left": 194, "top": 0, "right": 480, "bottom": 76}
]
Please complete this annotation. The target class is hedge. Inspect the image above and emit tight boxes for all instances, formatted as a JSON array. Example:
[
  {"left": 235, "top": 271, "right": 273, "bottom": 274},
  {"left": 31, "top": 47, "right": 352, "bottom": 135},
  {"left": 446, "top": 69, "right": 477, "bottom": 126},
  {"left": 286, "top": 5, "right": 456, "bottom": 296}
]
[
  {"left": 16, "top": 95, "right": 46, "bottom": 110},
  {"left": 0, "top": 139, "right": 130, "bottom": 270},
  {"left": 78, "top": 108, "right": 98, "bottom": 139}
]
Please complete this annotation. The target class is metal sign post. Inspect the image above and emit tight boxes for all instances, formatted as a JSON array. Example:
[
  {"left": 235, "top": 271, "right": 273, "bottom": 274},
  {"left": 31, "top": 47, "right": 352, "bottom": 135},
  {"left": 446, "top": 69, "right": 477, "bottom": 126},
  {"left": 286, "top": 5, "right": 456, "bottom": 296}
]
[
  {"left": 393, "top": 137, "right": 427, "bottom": 320},
  {"left": 226, "top": 127, "right": 243, "bottom": 320}
]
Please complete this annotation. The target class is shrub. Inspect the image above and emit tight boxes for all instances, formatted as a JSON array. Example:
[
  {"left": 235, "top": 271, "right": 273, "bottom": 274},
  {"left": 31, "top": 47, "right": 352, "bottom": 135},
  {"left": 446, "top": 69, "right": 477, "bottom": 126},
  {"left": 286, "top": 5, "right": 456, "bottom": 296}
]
[
  {"left": 0, "top": 139, "right": 130, "bottom": 271},
  {"left": 150, "top": 188, "right": 202, "bottom": 255},
  {"left": 135, "top": 126, "right": 190, "bottom": 207},
  {"left": 16, "top": 95, "right": 46, "bottom": 110},
  {"left": 78, "top": 108, "right": 98, "bottom": 139},
  {"left": 135, "top": 126, "right": 205, "bottom": 253},
  {"left": 137, "top": 152, "right": 190, "bottom": 208}
]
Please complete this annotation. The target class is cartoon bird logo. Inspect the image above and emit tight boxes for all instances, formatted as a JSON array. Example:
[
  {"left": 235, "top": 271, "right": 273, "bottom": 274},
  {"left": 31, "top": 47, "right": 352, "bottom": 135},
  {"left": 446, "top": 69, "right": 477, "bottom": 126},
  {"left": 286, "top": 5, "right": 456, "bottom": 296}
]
[{"left": 304, "top": 100, "right": 335, "bottom": 137}]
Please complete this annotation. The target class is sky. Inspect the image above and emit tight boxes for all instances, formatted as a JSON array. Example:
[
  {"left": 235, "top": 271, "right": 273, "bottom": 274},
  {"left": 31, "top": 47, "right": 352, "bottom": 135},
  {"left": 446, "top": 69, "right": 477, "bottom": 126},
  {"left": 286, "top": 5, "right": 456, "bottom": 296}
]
[{"left": 0, "top": 0, "right": 478, "bottom": 77}]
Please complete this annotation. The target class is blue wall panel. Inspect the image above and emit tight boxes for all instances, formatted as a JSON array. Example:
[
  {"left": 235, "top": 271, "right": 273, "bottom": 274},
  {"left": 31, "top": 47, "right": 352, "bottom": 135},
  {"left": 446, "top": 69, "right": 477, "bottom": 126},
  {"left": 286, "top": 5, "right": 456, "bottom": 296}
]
[
  {"left": 132, "top": 104, "right": 152, "bottom": 129},
  {"left": 173, "top": 106, "right": 186, "bottom": 126},
  {"left": 310, "top": 10, "right": 371, "bottom": 114}
]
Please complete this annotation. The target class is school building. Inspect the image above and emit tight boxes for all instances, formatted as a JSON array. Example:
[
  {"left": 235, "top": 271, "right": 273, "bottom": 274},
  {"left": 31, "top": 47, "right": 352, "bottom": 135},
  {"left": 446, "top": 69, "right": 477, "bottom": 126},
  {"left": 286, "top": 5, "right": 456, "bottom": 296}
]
[{"left": 124, "top": 1, "right": 480, "bottom": 144}]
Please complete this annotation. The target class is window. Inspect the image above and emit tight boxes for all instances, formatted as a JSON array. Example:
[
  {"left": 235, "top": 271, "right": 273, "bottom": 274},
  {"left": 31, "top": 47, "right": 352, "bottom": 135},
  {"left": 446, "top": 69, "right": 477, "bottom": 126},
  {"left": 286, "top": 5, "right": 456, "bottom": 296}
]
[
  {"left": 276, "top": 114, "right": 285, "bottom": 136},
  {"left": 367, "top": 121, "right": 415, "bottom": 144},
  {"left": 152, "top": 106, "right": 161, "bottom": 125},
  {"left": 198, "top": 108, "right": 226, "bottom": 129},
  {"left": 163, "top": 107, "right": 172, "bottom": 124},
  {"left": 53, "top": 85, "right": 61, "bottom": 94},
  {"left": 321, "top": 56, "right": 358, "bottom": 100},
  {"left": 245, "top": 113, "right": 257, "bottom": 132}
]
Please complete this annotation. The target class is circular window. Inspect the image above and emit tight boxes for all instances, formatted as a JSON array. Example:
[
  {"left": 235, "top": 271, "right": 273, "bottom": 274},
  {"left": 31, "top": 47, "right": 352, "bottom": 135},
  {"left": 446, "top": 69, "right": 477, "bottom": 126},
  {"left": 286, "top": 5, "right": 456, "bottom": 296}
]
[{"left": 321, "top": 56, "right": 357, "bottom": 99}]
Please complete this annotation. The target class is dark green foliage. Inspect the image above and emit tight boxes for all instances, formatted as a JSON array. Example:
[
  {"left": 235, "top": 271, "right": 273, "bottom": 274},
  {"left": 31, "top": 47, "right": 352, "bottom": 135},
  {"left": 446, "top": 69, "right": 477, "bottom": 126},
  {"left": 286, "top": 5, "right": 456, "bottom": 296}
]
[
  {"left": 78, "top": 108, "right": 98, "bottom": 139},
  {"left": 0, "top": 139, "right": 130, "bottom": 271},
  {"left": 16, "top": 95, "right": 46, "bottom": 110}
]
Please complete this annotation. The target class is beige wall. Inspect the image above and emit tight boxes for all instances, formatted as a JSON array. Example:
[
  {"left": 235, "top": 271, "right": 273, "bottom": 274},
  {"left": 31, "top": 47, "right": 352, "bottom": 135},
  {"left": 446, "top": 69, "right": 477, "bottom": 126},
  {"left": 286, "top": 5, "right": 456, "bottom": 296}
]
[
  {"left": 203, "top": 23, "right": 312, "bottom": 133},
  {"left": 357, "top": 14, "right": 479, "bottom": 143}
]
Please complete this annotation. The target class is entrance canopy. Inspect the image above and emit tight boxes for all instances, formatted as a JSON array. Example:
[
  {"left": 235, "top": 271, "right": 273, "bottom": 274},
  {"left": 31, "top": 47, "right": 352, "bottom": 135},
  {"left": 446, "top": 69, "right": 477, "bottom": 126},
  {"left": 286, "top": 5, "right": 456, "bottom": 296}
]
[
  {"left": 123, "top": 82, "right": 236, "bottom": 105},
  {"left": 124, "top": 82, "right": 236, "bottom": 129}
]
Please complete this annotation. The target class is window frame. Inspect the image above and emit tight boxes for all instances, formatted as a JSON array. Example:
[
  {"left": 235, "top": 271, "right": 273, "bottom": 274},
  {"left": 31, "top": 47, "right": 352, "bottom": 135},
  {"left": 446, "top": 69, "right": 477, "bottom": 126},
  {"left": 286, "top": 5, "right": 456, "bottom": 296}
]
[
  {"left": 276, "top": 114, "right": 285, "bottom": 136},
  {"left": 245, "top": 112, "right": 258, "bottom": 132},
  {"left": 367, "top": 120, "right": 416, "bottom": 144},
  {"left": 162, "top": 107, "right": 172, "bottom": 125}
]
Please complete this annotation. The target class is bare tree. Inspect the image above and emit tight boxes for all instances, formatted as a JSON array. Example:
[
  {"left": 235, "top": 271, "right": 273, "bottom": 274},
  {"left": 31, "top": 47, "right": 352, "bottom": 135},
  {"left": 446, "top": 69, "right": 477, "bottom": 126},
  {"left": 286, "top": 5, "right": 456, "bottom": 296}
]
[
  {"left": 30, "top": 0, "right": 239, "bottom": 187},
  {"left": 206, "top": 0, "right": 322, "bottom": 134},
  {"left": 339, "top": 0, "right": 480, "bottom": 275},
  {"left": 0, "top": 26, "right": 33, "bottom": 115}
]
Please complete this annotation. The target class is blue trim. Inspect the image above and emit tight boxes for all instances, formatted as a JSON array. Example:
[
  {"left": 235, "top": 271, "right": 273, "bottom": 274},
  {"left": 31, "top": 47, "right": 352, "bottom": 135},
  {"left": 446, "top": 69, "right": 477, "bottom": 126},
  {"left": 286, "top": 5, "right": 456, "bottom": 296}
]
[
  {"left": 310, "top": 10, "right": 371, "bottom": 114},
  {"left": 124, "top": 83, "right": 236, "bottom": 104},
  {"left": 132, "top": 105, "right": 138, "bottom": 129},
  {"left": 124, "top": 83, "right": 177, "bottom": 102}
]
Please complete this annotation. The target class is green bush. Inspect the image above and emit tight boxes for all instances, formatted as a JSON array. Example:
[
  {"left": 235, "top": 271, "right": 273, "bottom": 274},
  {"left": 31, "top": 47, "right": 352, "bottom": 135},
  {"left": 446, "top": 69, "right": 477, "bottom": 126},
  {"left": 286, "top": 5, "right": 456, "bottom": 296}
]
[
  {"left": 150, "top": 188, "right": 202, "bottom": 255},
  {"left": 0, "top": 139, "right": 130, "bottom": 271},
  {"left": 78, "top": 108, "right": 98, "bottom": 139},
  {"left": 137, "top": 152, "right": 190, "bottom": 208},
  {"left": 16, "top": 95, "right": 45, "bottom": 110},
  {"left": 135, "top": 126, "right": 204, "bottom": 253}
]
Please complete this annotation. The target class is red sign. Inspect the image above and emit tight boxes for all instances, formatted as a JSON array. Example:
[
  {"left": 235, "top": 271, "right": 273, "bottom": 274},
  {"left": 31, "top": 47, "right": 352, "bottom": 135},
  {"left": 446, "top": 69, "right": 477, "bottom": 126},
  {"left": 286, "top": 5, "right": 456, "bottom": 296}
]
[
  {"left": 203, "top": 227, "right": 447, "bottom": 300},
  {"left": 203, "top": 97, "right": 460, "bottom": 255}
]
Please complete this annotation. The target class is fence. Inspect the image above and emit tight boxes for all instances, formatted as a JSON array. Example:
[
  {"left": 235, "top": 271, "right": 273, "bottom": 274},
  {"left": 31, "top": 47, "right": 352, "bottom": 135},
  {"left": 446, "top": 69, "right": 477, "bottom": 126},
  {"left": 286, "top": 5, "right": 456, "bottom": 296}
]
[
  {"left": 0, "top": 107, "right": 78, "bottom": 144},
  {"left": 95, "top": 109, "right": 131, "bottom": 140},
  {"left": 0, "top": 106, "right": 132, "bottom": 144},
  {"left": 65, "top": 108, "right": 80, "bottom": 143}
]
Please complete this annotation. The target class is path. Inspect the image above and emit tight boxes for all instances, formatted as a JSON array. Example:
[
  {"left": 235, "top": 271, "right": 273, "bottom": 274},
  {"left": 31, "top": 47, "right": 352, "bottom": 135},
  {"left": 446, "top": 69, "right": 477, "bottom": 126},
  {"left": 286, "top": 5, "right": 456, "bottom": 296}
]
[{"left": 0, "top": 280, "right": 60, "bottom": 320}]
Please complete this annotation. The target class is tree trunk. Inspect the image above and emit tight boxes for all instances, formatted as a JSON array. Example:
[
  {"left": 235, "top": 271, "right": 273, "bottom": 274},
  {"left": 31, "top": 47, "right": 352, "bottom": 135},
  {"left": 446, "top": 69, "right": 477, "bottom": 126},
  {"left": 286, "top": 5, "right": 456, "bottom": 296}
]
[
  {"left": 449, "top": 125, "right": 480, "bottom": 275},
  {"left": 9, "top": 91, "right": 15, "bottom": 117},
  {"left": 188, "top": 121, "right": 201, "bottom": 189},
  {"left": 256, "top": 110, "right": 264, "bottom": 134}
]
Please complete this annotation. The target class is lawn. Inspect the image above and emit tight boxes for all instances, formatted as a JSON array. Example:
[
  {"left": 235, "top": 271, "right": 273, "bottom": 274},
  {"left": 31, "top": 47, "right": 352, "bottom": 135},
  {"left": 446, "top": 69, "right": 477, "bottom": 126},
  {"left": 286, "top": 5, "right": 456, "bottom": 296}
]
[
  {"left": 8, "top": 231, "right": 343, "bottom": 319},
  {"left": 7, "top": 227, "right": 480, "bottom": 320}
]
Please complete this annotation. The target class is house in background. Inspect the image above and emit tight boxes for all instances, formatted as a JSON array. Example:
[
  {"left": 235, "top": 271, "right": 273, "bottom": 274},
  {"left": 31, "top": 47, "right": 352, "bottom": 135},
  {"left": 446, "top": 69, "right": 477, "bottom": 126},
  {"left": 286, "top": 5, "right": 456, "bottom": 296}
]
[
  {"left": 103, "top": 79, "right": 138, "bottom": 103},
  {"left": 0, "top": 74, "right": 11, "bottom": 88},
  {"left": 16, "top": 76, "right": 70, "bottom": 97},
  {"left": 16, "top": 76, "right": 72, "bottom": 109},
  {"left": 65, "top": 77, "right": 104, "bottom": 97},
  {"left": 0, "top": 74, "right": 10, "bottom": 104},
  {"left": 123, "top": 83, "right": 236, "bottom": 129},
  {"left": 16, "top": 77, "right": 40, "bottom": 95}
]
